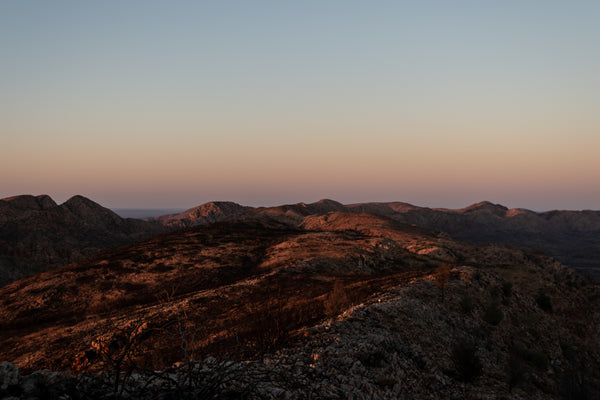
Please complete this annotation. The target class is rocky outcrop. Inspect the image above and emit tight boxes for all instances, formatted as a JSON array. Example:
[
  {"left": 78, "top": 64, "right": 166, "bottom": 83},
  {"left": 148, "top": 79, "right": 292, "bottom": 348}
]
[
  {"left": 0, "top": 362, "right": 79, "bottom": 400},
  {"left": 154, "top": 201, "right": 251, "bottom": 229},
  {"left": 0, "top": 361, "right": 18, "bottom": 391},
  {"left": 0, "top": 195, "right": 58, "bottom": 224},
  {"left": 1, "top": 195, "right": 57, "bottom": 211}
]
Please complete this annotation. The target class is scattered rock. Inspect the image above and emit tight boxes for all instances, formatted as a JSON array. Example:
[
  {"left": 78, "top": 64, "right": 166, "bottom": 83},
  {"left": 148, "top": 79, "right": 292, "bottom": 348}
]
[{"left": 0, "top": 362, "right": 18, "bottom": 391}]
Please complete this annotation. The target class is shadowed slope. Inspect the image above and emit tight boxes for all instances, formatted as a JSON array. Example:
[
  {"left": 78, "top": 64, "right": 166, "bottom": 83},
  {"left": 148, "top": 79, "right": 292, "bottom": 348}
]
[
  {"left": 1, "top": 212, "right": 598, "bottom": 399},
  {"left": 359, "top": 202, "right": 600, "bottom": 281},
  {"left": 153, "top": 198, "right": 600, "bottom": 281},
  {"left": 0, "top": 213, "right": 463, "bottom": 372},
  {"left": 0, "top": 195, "right": 165, "bottom": 286}
]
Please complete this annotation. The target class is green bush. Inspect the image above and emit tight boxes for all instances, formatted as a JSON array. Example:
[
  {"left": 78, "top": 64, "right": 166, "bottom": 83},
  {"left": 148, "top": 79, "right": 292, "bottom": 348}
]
[
  {"left": 489, "top": 286, "right": 501, "bottom": 299},
  {"left": 324, "top": 280, "right": 350, "bottom": 317},
  {"left": 375, "top": 375, "right": 396, "bottom": 388},
  {"left": 507, "top": 352, "right": 526, "bottom": 392},
  {"left": 452, "top": 339, "right": 483, "bottom": 382},
  {"left": 560, "top": 339, "right": 577, "bottom": 363},
  {"left": 434, "top": 263, "right": 451, "bottom": 301},
  {"left": 559, "top": 370, "right": 590, "bottom": 400},
  {"left": 358, "top": 349, "right": 386, "bottom": 368},
  {"left": 483, "top": 303, "right": 504, "bottom": 325},
  {"left": 502, "top": 281, "right": 513, "bottom": 297},
  {"left": 529, "top": 350, "right": 549, "bottom": 370},
  {"left": 536, "top": 292, "right": 552, "bottom": 312},
  {"left": 459, "top": 292, "right": 475, "bottom": 314},
  {"left": 512, "top": 342, "right": 549, "bottom": 370}
]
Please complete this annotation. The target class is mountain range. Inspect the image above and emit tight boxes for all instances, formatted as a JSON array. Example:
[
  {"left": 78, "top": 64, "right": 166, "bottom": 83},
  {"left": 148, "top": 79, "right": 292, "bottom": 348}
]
[
  {"left": 0, "top": 194, "right": 599, "bottom": 398},
  {"left": 0, "top": 195, "right": 164, "bottom": 286},
  {"left": 2, "top": 195, "right": 599, "bottom": 288},
  {"left": 156, "top": 198, "right": 600, "bottom": 282}
]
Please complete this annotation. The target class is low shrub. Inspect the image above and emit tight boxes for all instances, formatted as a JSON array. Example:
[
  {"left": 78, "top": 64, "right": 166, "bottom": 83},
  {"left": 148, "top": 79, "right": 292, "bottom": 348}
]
[
  {"left": 559, "top": 370, "right": 591, "bottom": 400},
  {"left": 358, "top": 349, "right": 386, "bottom": 368},
  {"left": 529, "top": 350, "right": 549, "bottom": 370},
  {"left": 459, "top": 292, "right": 475, "bottom": 314},
  {"left": 483, "top": 303, "right": 503, "bottom": 325},
  {"left": 560, "top": 339, "right": 577, "bottom": 363},
  {"left": 536, "top": 292, "right": 552, "bottom": 312},
  {"left": 375, "top": 375, "right": 396, "bottom": 388},
  {"left": 512, "top": 342, "right": 549, "bottom": 370},
  {"left": 324, "top": 280, "right": 350, "bottom": 317},
  {"left": 452, "top": 338, "right": 483, "bottom": 382},
  {"left": 507, "top": 352, "right": 526, "bottom": 392},
  {"left": 489, "top": 286, "right": 501, "bottom": 299}
]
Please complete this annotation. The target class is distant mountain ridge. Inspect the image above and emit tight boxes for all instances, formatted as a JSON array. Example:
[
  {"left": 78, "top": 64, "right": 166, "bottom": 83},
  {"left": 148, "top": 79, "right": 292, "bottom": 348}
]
[
  {"left": 154, "top": 198, "right": 600, "bottom": 281},
  {"left": 0, "top": 194, "right": 165, "bottom": 286},
  {"left": 376, "top": 201, "right": 600, "bottom": 281},
  {"left": 2, "top": 195, "right": 599, "bottom": 286},
  {"left": 1, "top": 195, "right": 599, "bottom": 397},
  {"left": 154, "top": 201, "right": 252, "bottom": 228}
]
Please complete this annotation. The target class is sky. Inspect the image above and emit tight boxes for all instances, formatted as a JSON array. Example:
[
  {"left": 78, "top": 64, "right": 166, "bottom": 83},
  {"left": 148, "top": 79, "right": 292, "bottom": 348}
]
[{"left": 1, "top": 1, "right": 599, "bottom": 210}]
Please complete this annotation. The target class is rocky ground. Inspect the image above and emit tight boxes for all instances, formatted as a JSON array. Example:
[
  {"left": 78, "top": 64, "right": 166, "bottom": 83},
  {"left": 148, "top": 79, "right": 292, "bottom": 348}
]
[
  {"left": 2, "top": 268, "right": 599, "bottom": 399},
  {"left": 1, "top": 207, "right": 599, "bottom": 399}
]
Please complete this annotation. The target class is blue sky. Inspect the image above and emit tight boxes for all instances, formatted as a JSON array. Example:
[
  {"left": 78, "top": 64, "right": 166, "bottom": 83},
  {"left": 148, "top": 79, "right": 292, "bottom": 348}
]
[{"left": 2, "top": 1, "right": 599, "bottom": 209}]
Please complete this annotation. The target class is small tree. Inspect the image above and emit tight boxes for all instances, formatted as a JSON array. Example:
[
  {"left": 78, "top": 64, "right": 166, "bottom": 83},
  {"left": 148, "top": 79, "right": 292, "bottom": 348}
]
[
  {"left": 507, "top": 351, "right": 526, "bottom": 392},
  {"left": 483, "top": 302, "right": 504, "bottom": 325},
  {"left": 452, "top": 338, "right": 483, "bottom": 382},
  {"left": 324, "top": 280, "right": 350, "bottom": 317},
  {"left": 536, "top": 291, "right": 553, "bottom": 312},
  {"left": 434, "top": 263, "right": 451, "bottom": 302},
  {"left": 459, "top": 292, "right": 475, "bottom": 314},
  {"left": 502, "top": 281, "right": 513, "bottom": 297},
  {"left": 89, "top": 320, "right": 153, "bottom": 397}
]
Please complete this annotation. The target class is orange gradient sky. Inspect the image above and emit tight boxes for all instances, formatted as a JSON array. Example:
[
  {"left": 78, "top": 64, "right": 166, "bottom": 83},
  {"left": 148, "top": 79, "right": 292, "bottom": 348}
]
[{"left": 2, "top": 2, "right": 599, "bottom": 210}]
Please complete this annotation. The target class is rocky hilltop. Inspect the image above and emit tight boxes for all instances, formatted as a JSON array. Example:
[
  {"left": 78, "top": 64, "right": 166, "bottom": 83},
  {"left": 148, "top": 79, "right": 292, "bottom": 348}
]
[
  {"left": 0, "top": 212, "right": 598, "bottom": 399},
  {"left": 0, "top": 194, "right": 165, "bottom": 286},
  {"left": 356, "top": 201, "right": 600, "bottom": 282},
  {"left": 3, "top": 195, "right": 599, "bottom": 288},
  {"left": 154, "top": 199, "right": 600, "bottom": 282},
  {"left": 154, "top": 201, "right": 251, "bottom": 229}
]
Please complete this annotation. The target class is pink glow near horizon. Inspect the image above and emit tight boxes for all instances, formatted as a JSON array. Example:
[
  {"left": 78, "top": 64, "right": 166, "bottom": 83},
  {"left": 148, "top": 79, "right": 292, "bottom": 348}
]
[{"left": 1, "top": 2, "right": 599, "bottom": 211}]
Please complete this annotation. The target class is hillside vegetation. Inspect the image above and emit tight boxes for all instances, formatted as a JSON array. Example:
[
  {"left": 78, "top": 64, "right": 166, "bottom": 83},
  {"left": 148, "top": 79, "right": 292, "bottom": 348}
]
[{"left": 1, "top": 212, "right": 598, "bottom": 399}]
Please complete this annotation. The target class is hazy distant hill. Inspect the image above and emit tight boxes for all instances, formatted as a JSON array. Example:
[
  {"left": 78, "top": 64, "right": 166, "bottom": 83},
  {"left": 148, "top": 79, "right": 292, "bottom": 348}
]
[
  {"left": 2, "top": 194, "right": 599, "bottom": 288},
  {"left": 350, "top": 201, "right": 600, "bottom": 282},
  {"left": 152, "top": 199, "right": 600, "bottom": 281},
  {"left": 0, "top": 194, "right": 165, "bottom": 286},
  {"left": 153, "top": 199, "right": 347, "bottom": 229},
  {"left": 112, "top": 208, "right": 185, "bottom": 219},
  {"left": 154, "top": 201, "right": 252, "bottom": 228}
]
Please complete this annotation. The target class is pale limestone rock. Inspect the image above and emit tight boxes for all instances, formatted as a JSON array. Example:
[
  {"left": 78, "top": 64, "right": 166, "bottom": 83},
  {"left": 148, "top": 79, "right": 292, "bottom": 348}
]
[{"left": 0, "top": 361, "right": 18, "bottom": 390}]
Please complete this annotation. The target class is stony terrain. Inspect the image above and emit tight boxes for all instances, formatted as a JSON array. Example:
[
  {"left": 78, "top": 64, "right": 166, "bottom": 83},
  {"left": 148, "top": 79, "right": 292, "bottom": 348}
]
[
  {"left": 1, "top": 210, "right": 598, "bottom": 399},
  {"left": 3, "top": 195, "right": 599, "bottom": 288},
  {"left": 350, "top": 201, "right": 600, "bottom": 283},
  {"left": 152, "top": 198, "right": 600, "bottom": 282},
  {"left": 0, "top": 195, "right": 165, "bottom": 286}
]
